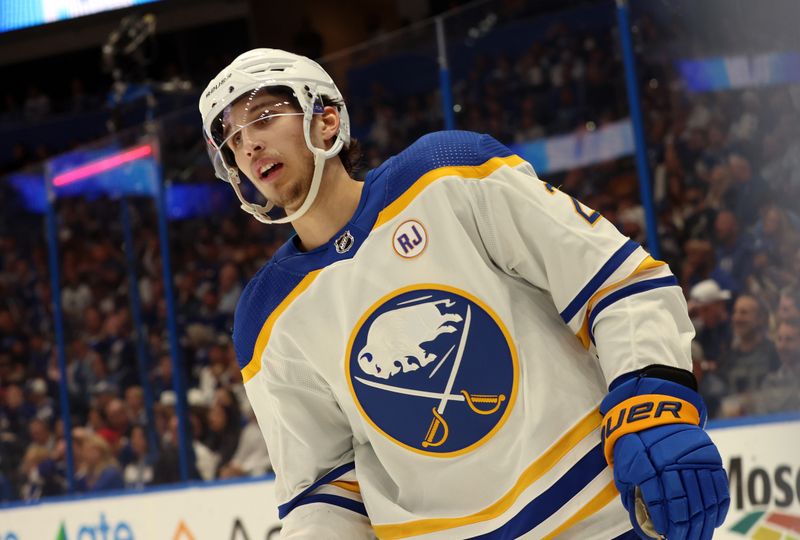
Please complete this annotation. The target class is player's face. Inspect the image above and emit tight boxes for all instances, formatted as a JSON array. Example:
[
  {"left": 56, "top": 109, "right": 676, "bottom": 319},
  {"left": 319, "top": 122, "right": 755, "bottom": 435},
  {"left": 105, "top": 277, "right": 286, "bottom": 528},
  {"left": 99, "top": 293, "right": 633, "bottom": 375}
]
[{"left": 223, "top": 92, "right": 315, "bottom": 213}]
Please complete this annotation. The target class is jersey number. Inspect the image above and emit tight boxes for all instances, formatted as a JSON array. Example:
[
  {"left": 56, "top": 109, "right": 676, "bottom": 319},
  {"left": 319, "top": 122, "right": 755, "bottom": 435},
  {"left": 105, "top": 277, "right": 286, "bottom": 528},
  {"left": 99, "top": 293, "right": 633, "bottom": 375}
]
[{"left": 543, "top": 182, "right": 601, "bottom": 226}]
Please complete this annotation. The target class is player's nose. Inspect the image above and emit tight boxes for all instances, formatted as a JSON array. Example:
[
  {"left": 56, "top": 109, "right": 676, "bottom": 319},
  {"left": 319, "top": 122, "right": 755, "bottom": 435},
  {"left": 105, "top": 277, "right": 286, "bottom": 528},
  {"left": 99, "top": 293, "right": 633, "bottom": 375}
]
[{"left": 241, "top": 127, "right": 265, "bottom": 157}]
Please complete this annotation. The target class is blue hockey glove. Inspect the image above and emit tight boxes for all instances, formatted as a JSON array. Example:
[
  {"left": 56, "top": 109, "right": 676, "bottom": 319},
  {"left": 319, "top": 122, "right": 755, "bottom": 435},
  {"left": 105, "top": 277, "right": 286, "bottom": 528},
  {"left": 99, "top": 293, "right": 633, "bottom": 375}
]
[{"left": 600, "top": 374, "right": 730, "bottom": 540}]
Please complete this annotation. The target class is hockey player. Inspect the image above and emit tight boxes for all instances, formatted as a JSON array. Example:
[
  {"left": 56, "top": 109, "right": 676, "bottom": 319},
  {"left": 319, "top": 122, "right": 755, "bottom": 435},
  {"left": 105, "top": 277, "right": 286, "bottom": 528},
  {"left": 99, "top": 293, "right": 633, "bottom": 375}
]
[{"left": 200, "top": 49, "right": 730, "bottom": 539}]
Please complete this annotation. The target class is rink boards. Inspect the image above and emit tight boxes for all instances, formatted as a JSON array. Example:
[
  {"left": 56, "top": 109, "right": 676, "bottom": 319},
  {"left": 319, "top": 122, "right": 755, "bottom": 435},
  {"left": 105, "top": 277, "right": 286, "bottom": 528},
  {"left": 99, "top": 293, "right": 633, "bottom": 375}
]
[{"left": 0, "top": 416, "right": 798, "bottom": 539}]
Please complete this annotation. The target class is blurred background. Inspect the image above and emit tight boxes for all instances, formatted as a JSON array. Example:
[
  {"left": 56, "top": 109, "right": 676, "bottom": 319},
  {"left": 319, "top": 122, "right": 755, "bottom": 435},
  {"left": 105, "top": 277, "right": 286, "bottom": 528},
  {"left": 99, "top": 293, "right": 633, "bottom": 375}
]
[{"left": 0, "top": 0, "right": 799, "bottom": 529}]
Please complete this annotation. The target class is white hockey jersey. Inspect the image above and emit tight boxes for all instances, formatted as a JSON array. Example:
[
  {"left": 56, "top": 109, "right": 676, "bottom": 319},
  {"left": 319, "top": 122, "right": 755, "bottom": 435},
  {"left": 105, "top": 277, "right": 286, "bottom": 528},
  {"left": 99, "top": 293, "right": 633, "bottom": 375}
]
[{"left": 233, "top": 131, "right": 694, "bottom": 539}]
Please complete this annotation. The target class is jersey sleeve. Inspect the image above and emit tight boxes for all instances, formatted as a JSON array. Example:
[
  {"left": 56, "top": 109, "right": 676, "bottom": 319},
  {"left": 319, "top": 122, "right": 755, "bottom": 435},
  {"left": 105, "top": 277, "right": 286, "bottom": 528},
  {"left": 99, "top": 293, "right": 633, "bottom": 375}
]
[{"left": 469, "top": 134, "right": 694, "bottom": 385}]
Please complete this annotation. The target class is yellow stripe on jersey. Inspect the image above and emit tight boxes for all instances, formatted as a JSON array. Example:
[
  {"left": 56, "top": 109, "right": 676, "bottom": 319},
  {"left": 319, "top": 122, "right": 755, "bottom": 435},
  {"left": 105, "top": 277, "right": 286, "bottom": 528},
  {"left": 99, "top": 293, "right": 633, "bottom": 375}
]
[
  {"left": 372, "top": 407, "right": 602, "bottom": 539},
  {"left": 575, "top": 256, "right": 667, "bottom": 348},
  {"left": 373, "top": 154, "right": 526, "bottom": 229},
  {"left": 241, "top": 269, "right": 323, "bottom": 383},
  {"left": 540, "top": 480, "right": 619, "bottom": 540},
  {"left": 330, "top": 480, "right": 361, "bottom": 494}
]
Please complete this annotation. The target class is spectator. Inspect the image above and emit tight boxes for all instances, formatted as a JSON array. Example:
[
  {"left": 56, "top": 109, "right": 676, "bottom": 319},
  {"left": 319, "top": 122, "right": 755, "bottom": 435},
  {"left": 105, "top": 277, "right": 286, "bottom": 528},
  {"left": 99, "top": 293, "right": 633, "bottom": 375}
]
[
  {"left": 777, "top": 287, "right": 800, "bottom": 324},
  {"left": 79, "top": 433, "right": 124, "bottom": 493},
  {"left": 727, "top": 153, "right": 770, "bottom": 226},
  {"left": 725, "top": 294, "right": 780, "bottom": 396},
  {"left": 66, "top": 339, "right": 98, "bottom": 400},
  {"left": 752, "top": 204, "right": 800, "bottom": 268},
  {"left": 748, "top": 319, "right": 800, "bottom": 415},
  {"left": 680, "top": 239, "right": 735, "bottom": 293},
  {"left": 27, "top": 418, "right": 55, "bottom": 453},
  {"left": 689, "top": 280, "right": 733, "bottom": 416},
  {"left": 102, "top": 398, "right": 130, "bottom": 460},
  {"left": 86, "top": 356, "right": 116, "bottom": 401},
  {"left": 713, "top": 210, "right": 751, "bottom": 292},
  {"left": 19, "top": 446, "right": 62, "bottom": 500},
  {"left": 217, "top": 262, "right": 242, "bottom": 318},
  {"left": 218, "top": 403, "right": 270, "bottom": 479},
  {"left": 187, "top": 411, "right": 217, "bottom": 481},
  {"left": 97, "top": 312, "right": 136, "bottom": 390},
  {"left": 61, "top": 266, "right": 92, "bottom": 320},
  {"left": 682, "top": 182, "right": 716, "bottom": 241},
  {"left": 26, "top": 378, "right": 55, "bottom": 424},
  {"left": 123, "top": 425, "right": 155, "bottom": 489},
  {"left": 1, "top": 385, "right": 35, "bottom": 438},
  {"left": 151, "top": 354, "right": 174, "bottom": 398},
  {"left": 204, "top": 402, "right": 240, "bottom": 476},
  {"left": 745, "top": 245, "right": 786, "bottom": 310},
  {"left": 124, "top": 385, "right": 147, "bottom": 425},
  {"left": 153, "top": 410, "right": 211, "bottom": 483},
  {"left": 198, "top": 340, "right": 235, "bottom": 404},
  {"left": 85, "top": 405, "right": 107, "bottom": 434},
  {"left": 689, "top": 279, "right": 731, "bottom": 365},
  {"left": 79, "top": 307, "right": 103, "bottom": 349},
  {"left": 88, "top": 381, "right": 119, "bottom": 421}
]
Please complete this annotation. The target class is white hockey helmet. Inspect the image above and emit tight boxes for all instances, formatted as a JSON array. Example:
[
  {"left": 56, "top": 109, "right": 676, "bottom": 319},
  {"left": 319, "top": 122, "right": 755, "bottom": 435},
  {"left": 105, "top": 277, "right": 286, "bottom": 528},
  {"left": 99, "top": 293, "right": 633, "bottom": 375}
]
[{"left": 199, "top": 48, "right": 351, "bottom": 224}]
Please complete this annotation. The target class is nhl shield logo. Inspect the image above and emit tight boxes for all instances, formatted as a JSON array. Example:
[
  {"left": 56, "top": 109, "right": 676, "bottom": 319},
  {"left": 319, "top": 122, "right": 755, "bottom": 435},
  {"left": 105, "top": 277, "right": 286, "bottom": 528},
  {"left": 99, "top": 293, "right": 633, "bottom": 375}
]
[
  {"left": 334, "top": 230, "right": 355, "bottom": 254},
  {"left": 346, "top": 284, "right": 518, "bottom": 456}
]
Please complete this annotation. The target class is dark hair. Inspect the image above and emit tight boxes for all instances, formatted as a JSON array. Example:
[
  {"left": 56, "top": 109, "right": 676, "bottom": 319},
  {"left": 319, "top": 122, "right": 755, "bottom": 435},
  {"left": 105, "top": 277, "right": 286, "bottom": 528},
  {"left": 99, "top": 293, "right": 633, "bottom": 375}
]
[{"left": 316, "top": 93, "right": 363, "bottom": 176}]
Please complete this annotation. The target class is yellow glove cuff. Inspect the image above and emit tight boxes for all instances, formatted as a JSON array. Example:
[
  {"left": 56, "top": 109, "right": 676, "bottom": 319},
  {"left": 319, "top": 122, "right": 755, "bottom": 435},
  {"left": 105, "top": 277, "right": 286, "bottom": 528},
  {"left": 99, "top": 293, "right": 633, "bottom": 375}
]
[{"left": 602, "top": 394, "right": 701, "bottom": 465}]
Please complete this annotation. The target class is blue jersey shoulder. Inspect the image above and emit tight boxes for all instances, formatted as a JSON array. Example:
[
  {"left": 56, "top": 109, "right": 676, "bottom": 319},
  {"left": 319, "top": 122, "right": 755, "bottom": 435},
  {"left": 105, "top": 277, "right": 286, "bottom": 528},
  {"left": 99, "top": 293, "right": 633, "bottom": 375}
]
[
  {"left": 370, "top": 130, "right": 514, "bottom": 207},
  {"left": 232, "top": 261, "right": 307, "bottom": 370}
]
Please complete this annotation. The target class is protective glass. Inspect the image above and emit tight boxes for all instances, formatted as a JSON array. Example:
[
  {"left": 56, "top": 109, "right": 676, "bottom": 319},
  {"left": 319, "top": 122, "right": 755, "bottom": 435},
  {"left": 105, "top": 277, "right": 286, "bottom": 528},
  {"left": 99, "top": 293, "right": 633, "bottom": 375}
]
[{"left": 205, "top": 85, "right": 320, "bottom": 182}]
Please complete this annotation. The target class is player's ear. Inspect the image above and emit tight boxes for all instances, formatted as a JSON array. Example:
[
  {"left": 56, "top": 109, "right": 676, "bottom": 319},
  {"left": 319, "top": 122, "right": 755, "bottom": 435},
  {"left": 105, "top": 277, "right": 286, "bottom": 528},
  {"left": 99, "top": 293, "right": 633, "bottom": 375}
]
[{"left": 318, "top": 105, "right": 340, "bottom": 149}]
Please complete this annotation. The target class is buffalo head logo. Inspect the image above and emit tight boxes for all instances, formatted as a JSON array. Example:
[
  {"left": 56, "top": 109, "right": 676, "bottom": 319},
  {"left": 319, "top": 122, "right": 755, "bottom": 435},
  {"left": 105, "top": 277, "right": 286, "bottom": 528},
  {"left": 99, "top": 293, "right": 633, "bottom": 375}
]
[{"left": 357, "top": 299, "right": 463, "bottom": 379}]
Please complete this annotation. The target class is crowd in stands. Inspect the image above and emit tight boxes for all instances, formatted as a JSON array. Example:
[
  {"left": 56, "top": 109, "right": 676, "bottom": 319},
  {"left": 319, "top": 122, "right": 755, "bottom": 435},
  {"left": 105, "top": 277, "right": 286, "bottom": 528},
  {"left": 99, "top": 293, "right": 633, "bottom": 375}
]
[
  {"left": 1, "top": 1, "right": 799, "bottom": 503},
  {"left": 0, "top": 198, "right": 282, "bottom": 501}
]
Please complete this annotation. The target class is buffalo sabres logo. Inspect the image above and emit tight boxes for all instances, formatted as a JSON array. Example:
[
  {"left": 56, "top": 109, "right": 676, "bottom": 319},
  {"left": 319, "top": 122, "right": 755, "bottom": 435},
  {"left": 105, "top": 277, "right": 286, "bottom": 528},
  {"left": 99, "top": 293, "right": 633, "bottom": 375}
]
[{"left": 346, "top": 285, "right": 518, "bottom": 456}]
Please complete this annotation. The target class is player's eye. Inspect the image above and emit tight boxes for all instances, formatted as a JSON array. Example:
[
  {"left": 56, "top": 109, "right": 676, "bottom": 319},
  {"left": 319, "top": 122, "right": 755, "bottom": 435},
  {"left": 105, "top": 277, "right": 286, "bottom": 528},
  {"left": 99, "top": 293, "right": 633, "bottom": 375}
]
[
  {"left": 229, "top": 132, "right": 242, "bottom": 149},
  {"left": 256, "top": 115, "right": 273, "bottom": 127}
]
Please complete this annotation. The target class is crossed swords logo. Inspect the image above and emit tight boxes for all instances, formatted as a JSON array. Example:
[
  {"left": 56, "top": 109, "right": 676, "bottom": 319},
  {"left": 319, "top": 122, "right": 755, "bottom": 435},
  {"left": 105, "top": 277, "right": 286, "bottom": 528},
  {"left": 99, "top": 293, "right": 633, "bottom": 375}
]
[{"left": 356, "top": 305, "right": 506, "bottom": 448}]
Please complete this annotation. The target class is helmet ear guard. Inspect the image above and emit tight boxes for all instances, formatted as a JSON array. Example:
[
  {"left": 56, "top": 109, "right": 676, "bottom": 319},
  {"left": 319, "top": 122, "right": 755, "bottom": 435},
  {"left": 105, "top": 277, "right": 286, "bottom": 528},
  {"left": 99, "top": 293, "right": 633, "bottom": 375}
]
[{"left": 199, "top": 49, "right": 351, "bottom": 225}]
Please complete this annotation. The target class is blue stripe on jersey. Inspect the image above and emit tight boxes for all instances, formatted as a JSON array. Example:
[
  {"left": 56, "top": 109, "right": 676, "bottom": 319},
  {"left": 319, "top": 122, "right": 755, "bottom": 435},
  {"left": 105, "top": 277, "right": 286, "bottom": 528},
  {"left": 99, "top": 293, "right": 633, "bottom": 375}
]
[
  {"left": 467, "top": 444, "right": 607, "bottom": 540},
  {"left": 559, "top": 239, "right": 639, "bottom": 324},
  {"left": 587, "top": 275, "right": 680, "bottom": 345},
  {"left": 293, "top": 494, "right": 368, "bottom": 517},
  {"left": 612, "top": 531, "right": 638, "bottom": 540},
  {"left": 278, "top": 461, "right": 356, "bottom": 518}
]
